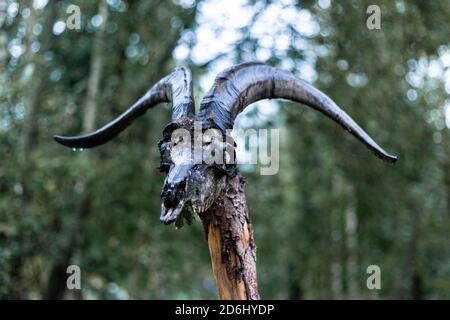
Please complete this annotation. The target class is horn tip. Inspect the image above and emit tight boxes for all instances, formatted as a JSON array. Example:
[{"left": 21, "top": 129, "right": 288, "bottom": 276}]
[
  {"left": 383, "top": 153, "right": 398, "bottom": 164},
  {"left": 53, "top": 135, "right": 86, "bottom": 149},
  {"left": 53, "top": 135, "right": 70, "bottom": 147}
]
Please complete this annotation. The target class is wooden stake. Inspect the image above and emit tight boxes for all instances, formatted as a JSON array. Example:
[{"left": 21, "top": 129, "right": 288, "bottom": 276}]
[{"left": 201, "top": 174, "right": 260, "bottom": 300}]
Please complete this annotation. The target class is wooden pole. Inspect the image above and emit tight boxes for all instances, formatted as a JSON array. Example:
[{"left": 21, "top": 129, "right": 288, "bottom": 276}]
[{"left": 200, "top": 174, "right": 260, "bottom": 300}]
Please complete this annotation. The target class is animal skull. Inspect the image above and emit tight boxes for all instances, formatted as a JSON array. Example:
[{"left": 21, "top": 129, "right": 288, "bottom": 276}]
[{"left": 157, "top": 120, "right": 233, "bottom": 226}]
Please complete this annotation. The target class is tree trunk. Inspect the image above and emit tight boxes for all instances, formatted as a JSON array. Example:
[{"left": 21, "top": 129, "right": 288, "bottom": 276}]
[
  {"left": 45, "top": 0, "right": 107, "bottom": 299},
  {"left": 200, "top": 174, "right": 260, "bottom": 300},
  {"left": 45, "top": 196, "right": 91, "bottom": 299},
  {"left": 83, "top": 0, "right": 108, "bottom": 132},
  {"left": 345, "top": 205, "right": 359, "bottom": 299},
  {"left": 10, "top": 5, "right": 39, "bottom": 299}
]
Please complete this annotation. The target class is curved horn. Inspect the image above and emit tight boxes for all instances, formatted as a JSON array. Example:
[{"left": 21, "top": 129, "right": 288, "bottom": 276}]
[
  {"left": 198, "top": 62, "right": 397, "bottom": 164},
  {"left": 54, "top": 67, "right": 195, "bottom": 149}
]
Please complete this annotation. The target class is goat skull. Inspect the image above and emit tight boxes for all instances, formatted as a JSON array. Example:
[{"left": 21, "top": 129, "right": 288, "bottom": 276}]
[{"left": 157, "top": 120, "right": 233, "bottom": 226}]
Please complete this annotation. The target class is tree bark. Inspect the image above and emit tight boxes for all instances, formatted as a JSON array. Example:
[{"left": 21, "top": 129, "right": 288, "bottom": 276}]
[{"left": 200, "top": 174, "right": 260, "bottom": 300}]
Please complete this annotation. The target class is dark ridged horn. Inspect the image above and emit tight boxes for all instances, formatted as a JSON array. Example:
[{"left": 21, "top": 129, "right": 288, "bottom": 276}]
[
  {"left": 54, "top": 67, "right": 195, "bottom": 149},
  {"left": 198, "top": 62, "right": 397, "bottom": 164}
]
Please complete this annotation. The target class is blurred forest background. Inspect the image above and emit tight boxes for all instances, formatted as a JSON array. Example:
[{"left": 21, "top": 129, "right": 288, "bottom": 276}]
[{"left": 1, "top": 0, "right": 449, "bottom": 299}]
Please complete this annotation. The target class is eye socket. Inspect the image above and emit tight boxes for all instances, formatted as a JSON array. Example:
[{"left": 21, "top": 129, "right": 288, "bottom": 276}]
[
  {"left": 175, "top": 135, "right": 184, "bottom": 144},
  {"left": 158, "top": 163, "right": 170, "bottom": 173}
]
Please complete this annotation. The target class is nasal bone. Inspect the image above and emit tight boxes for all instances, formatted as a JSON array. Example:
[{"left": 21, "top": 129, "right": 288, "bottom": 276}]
[{"left": 164, "top": 165, "right": 192, "bottom": 207}]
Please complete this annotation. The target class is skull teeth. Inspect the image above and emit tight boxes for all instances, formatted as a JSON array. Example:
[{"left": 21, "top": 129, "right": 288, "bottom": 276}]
[
  {"left": 191, "top": 200, "right": 215, "bottom": 214},
  {"left": 192, "top": 204, "right": 203, "bottom": 213}
]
